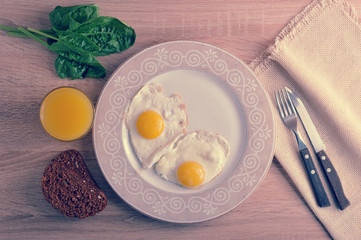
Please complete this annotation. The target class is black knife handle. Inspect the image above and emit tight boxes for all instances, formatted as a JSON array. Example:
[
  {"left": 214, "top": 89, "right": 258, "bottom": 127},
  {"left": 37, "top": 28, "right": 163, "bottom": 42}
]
[
  {"left": 300, "top": 148, "right": 330, "bottom": 207},
  {"left": 316, "top": 150, "right": 350, "bottom": 210}
]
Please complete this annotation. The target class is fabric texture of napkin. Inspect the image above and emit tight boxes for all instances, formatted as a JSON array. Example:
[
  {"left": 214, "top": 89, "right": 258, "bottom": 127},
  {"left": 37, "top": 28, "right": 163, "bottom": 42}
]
[{"left": 249, "top": 0, "right": 361, "bottom": 239}]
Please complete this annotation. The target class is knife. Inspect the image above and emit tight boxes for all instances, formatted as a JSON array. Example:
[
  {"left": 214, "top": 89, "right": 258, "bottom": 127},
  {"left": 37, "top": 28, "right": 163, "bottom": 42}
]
[{"left": 285, "top": 87, "right": 350, "bottom": 210}]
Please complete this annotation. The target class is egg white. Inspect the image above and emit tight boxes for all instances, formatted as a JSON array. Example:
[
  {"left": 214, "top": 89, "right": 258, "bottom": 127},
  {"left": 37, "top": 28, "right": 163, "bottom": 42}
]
[
  {"left": 154, "top": 131, "right": 230, "bottom": 186},
  {"left": 126, "top": 82, "right": 188, "bottom": 168}
]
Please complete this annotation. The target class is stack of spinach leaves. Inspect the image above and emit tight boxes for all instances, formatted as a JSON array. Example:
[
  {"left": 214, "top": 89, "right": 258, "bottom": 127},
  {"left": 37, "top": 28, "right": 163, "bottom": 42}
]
[{"left": 0, "top": 4, "right": 136, "bottom": 79}]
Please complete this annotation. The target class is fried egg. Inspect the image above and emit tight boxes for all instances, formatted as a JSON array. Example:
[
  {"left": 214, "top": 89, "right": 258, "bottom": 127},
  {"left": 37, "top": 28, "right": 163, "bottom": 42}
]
[
  {"left": 154, "top": 131, "right": 230, "bottom": 187},
  {"left": 126, "top": 82, "right": 188, "bottom": 168}
]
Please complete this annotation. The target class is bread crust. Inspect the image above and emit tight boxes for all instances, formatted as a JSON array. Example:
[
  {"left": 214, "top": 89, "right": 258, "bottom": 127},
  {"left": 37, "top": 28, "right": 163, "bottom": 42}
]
[{"left": 41, "top": 149, "right": 107, "bottom": 218}]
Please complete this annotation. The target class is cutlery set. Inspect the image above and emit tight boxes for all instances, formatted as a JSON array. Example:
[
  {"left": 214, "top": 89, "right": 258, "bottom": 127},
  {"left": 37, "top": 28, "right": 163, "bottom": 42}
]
[{"left": 275, "top": 87, "right": 350, "bottom": 210}]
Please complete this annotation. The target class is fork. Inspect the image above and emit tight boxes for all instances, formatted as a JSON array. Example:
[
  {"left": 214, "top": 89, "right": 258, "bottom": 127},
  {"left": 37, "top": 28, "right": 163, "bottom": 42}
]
[{"left": 275, "top": 88, "right": 330, "bottom": 207}]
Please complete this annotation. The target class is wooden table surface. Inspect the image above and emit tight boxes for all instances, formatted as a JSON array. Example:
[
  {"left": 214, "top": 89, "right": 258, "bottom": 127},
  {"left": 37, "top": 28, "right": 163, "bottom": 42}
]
[{"left": 2, "top": 0, "right": 358, "bottom": 239}]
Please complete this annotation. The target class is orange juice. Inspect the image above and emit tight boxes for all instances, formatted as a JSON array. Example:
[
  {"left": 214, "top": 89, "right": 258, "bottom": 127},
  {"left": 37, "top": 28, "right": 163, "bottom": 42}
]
[{"left": 40, "top": 87, "right": 94, "bottom": 141}]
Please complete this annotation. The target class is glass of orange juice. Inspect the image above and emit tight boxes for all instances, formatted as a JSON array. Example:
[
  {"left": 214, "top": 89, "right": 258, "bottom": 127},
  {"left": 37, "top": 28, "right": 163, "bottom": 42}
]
[{"left": 40, "top": 87, "right": 94, "bottom": 141}]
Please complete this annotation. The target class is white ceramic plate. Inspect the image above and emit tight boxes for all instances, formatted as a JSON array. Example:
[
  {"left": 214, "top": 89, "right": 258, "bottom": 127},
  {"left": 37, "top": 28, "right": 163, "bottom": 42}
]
[{"left": 93, "top": 41, "right": 275, "bottom": 223}]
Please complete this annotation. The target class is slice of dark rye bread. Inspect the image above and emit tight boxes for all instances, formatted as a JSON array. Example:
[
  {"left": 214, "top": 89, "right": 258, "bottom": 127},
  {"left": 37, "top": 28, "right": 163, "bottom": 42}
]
[{"left": 41, "top": 149, "right": 107, "bottom": 218}]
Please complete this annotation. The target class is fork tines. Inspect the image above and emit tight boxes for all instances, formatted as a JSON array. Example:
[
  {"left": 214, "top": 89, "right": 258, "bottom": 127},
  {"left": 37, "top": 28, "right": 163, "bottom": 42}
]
[{"left": 275, "top": 88, "right": 296, "bottom": 119}]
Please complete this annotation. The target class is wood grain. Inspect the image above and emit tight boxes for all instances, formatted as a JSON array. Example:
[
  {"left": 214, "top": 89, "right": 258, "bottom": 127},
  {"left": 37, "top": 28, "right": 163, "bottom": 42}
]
[{"left": 3, "top": 0, "right": 359, "bottom": 239}]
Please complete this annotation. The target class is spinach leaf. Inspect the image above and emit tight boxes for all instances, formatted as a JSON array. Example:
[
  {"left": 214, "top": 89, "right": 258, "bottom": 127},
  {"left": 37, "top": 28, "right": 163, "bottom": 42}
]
[
  {"left": 49, "top": 4, "right": 99, "bottom": 31},
  {"left": 0, "top": 4, "right": 136, "bottom": 80},
  {"left": 55, "top": 51, "right": 106, "bottom": 79},
  {"left": 48, "top": 31, "right": 101, "bottom": 55},
  {"left": 72, "top": 16, "right": 136, "bottom": 56}
]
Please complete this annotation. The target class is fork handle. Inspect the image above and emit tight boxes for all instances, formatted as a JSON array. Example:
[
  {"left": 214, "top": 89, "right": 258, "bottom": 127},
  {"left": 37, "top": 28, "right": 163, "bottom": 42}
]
[
  {"left": 316, "top": 150, "right": 350, "bottom": 210},
  {"left": 300, "top": 148, "right": 330, "bottom": 207}
]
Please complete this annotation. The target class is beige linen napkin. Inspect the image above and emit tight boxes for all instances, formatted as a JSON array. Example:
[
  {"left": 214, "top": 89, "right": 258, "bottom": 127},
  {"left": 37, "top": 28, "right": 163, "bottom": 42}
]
[{"left": 249, "top": 0, "right": 361, "bottom": 239}]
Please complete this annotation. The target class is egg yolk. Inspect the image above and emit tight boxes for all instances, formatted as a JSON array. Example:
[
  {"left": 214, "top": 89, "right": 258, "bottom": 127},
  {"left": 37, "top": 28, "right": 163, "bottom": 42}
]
[
  {"left": 136, "top": 110, "right": 164, "bottom": 139},
  {"left": 177, "top": 161, "right": 205, "bottom": 187}
]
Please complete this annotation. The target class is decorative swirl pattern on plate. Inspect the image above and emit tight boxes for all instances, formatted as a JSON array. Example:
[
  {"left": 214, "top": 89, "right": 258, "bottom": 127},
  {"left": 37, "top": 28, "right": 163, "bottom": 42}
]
[{"left": 95, "top": 42, "right": 273, "bottom": 221}]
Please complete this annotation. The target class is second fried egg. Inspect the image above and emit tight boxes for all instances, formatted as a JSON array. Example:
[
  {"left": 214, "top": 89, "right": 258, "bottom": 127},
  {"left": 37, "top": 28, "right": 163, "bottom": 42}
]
[{"left": 154, "top": 131, "right": 230, "bottom": 187}]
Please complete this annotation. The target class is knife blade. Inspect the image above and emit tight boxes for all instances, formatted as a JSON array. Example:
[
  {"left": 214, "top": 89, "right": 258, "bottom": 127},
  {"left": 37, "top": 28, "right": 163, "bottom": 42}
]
[{"left": 285, "top": 87, "right": 350, "bottom": 210}]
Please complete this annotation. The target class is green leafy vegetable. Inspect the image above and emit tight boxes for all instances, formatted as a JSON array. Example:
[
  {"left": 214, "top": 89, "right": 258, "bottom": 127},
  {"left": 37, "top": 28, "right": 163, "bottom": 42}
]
[
  {"left": 0, "top": 4, "right": 136, "bottom": 79},
  {"left": 55, "top": 52, "right": 105, "bottom": 79},
  {"left": 49, "top": 4, "right": 99, "bottom": 31},
  {"left": 49, "top": 31, "right": 102, "bottom": 55},
  {"left": 72, "top": 16, "right": 136, "bottom": 56}
]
